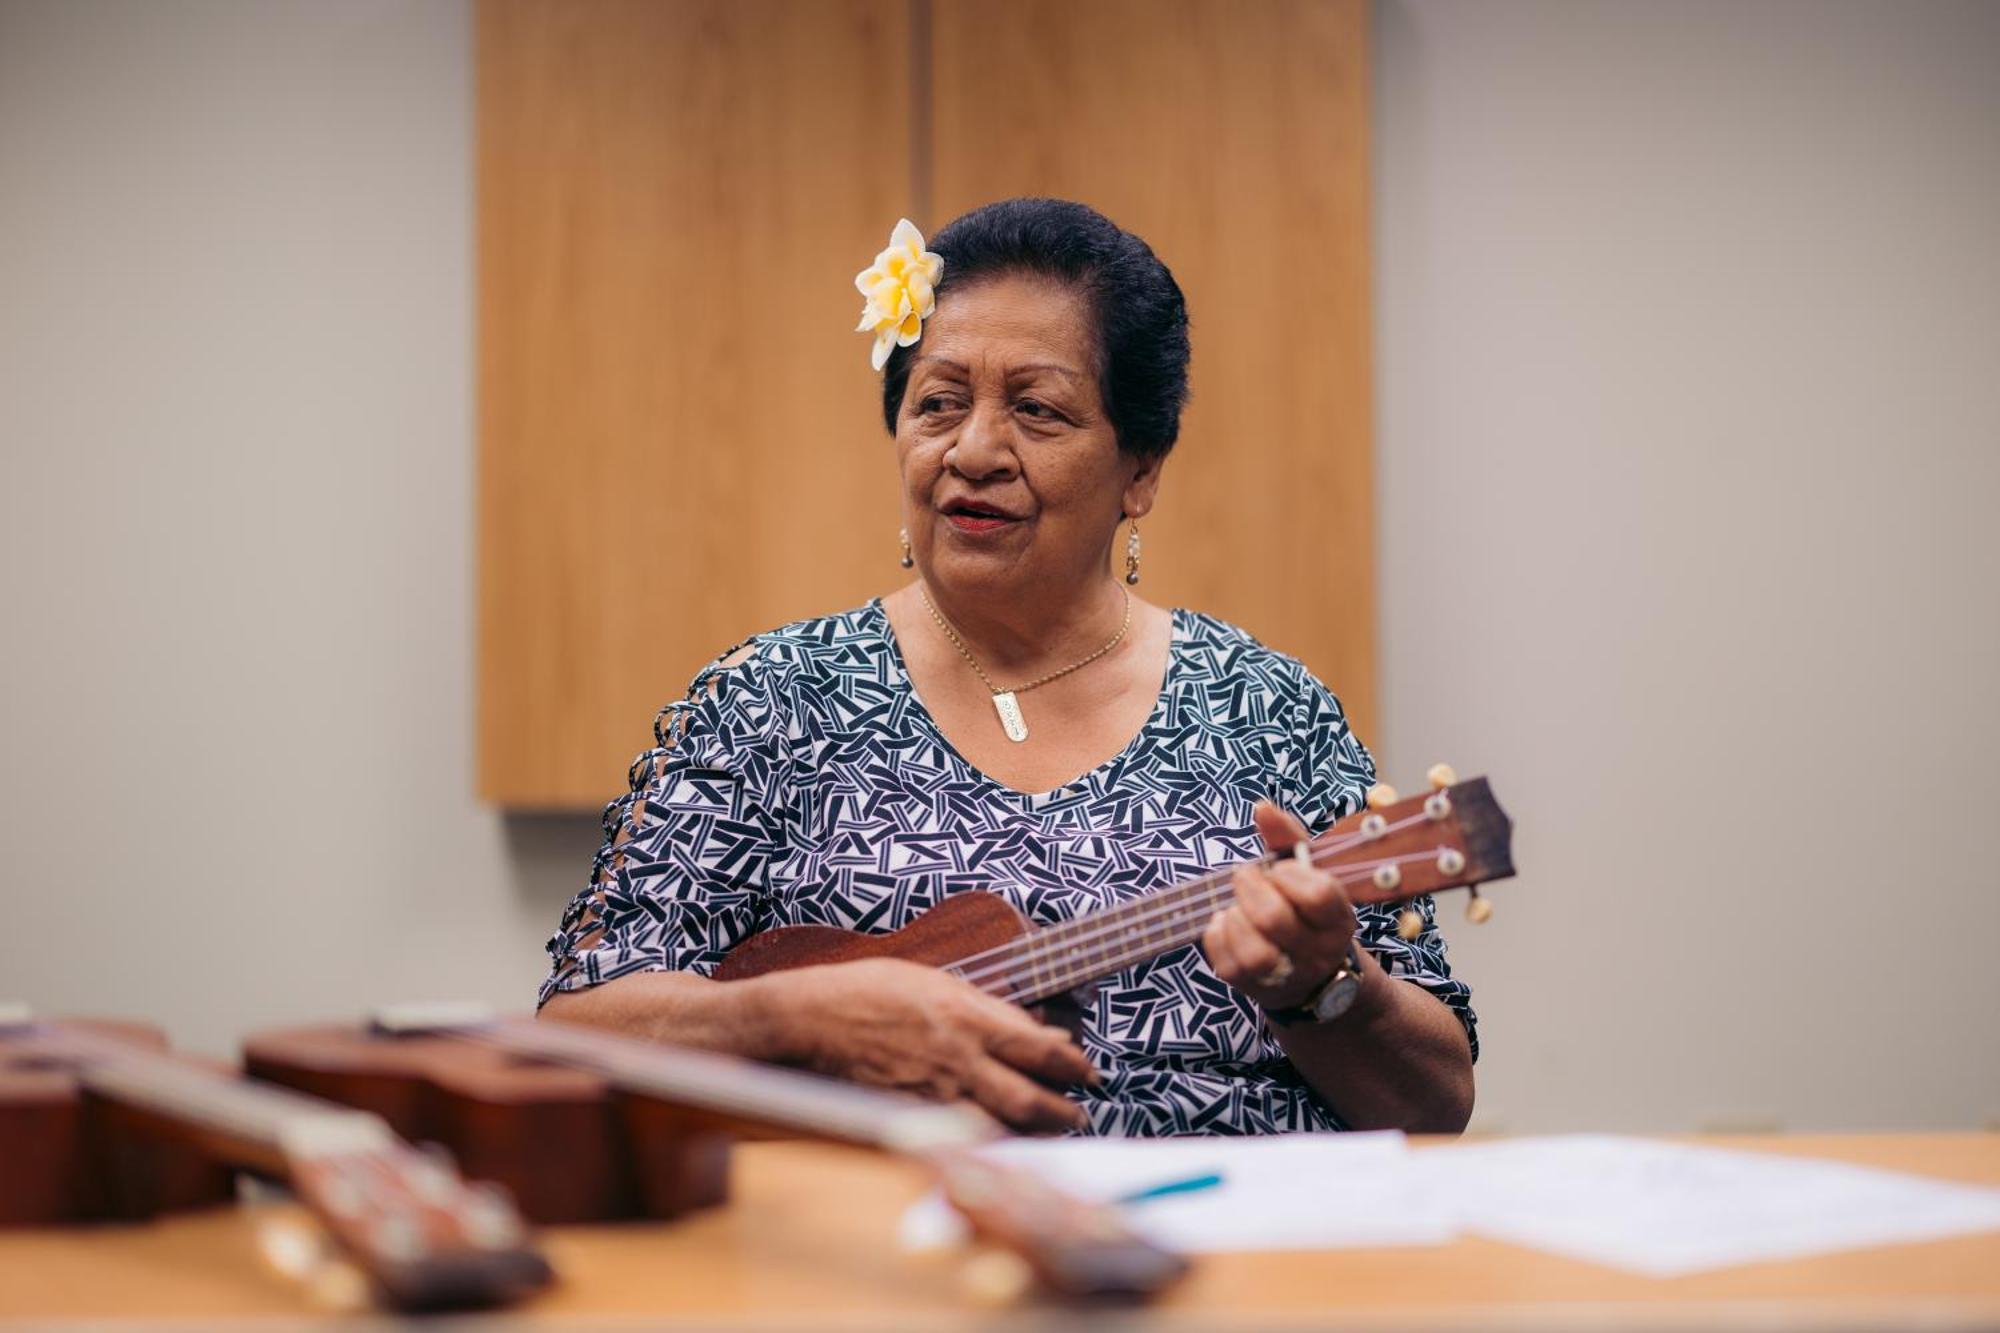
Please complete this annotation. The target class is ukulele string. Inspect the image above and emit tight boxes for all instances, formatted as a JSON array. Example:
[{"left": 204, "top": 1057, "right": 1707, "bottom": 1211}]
[
  {"left": 942, "top": 807, "right": 1439, "bottom": 990},
  {"left": 952, "top": 843, "right": 1450, "bottom": 1000},
  {"left": 944, "top": 840, "right": 1432, "bottom": 984},
  {"left": 30, "top": 1024, "right": 368, "bottom": 1153},
  {"left": 949, "top": 842, "right": 1443, "bottom": 997},
  {"left": 968, "top": 851, "right": 1446, "bottom": 1006},
  {"left": 941, "top": 806, "right": 1439, "bottom": 987}
]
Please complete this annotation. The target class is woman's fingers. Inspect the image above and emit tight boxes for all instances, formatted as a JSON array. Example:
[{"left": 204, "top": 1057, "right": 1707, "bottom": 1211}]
[
  {"left": 1235, "top": 864, "right": 1350, "bottom": 966},
  {"left": 981, "top": 1013, "right": 1099, "bottom": 1087},
  {"left": 967, "top": 1055, "right": 1089, "bottom": 1132},
  {"left": 1207, "top": 903, "right": 1283, "bottom": 987},
  {"left": 1233, "top": 863, "right": 1318, "bottom": 956},
  {"left": 1248, "top": 799, "right": 1358, "bottom": 932},
  {"left": 1201, "top": 909, "right": 1239, "bottom": 980},
  {"left": 1269, "top": 857, "right": 1357, "bottom": 933},
  {"left": 1209, "top": 858, "right": 1365, "bottom": 1006},
  {"left": 1251, "top": 799, "right": 1312, "bottom": 853}
]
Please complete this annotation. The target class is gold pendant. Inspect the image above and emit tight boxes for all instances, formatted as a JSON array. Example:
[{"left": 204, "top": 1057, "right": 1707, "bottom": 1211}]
[{"left": 992, "top": 690, "right": 1029, "bottom": 743}]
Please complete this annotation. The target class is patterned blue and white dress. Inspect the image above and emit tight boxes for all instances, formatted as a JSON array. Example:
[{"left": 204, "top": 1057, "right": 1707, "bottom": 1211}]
[{"left": 542, "top": 601, "right": 1475, "bottom": 1136}]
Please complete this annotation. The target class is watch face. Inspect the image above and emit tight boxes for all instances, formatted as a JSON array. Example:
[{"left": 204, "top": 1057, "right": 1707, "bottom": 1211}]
[{"left": 1310, "top": 972, "right": 1362, "bottom": 1023}]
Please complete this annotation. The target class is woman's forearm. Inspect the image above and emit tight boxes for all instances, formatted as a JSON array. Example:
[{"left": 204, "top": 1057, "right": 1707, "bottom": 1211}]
[
  {"left": 536, "top": 961, "right": 1099, "bottom": 1132},
  {"left": 539, "top": 971, "right": 797, "bottom": 1060},
  {"left": 1273, "top": 953, "right": 1475, "bottom": 1134}
]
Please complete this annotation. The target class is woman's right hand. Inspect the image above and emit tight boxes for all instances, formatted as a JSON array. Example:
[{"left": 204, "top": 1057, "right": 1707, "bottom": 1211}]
[{"left": 755, "top": 958, "right": 1097, "bottom": 1133}]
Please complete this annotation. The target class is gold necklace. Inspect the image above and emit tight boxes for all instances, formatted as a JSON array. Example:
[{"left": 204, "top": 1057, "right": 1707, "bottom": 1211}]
[{"left": 917, "top": 585, "right": 1132, "bottom": 743}]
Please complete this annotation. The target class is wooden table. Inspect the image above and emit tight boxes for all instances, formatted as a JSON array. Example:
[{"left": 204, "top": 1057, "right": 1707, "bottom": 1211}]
[{"left": 2, "top": 1134, "right": 1995, "bottom": 1329}]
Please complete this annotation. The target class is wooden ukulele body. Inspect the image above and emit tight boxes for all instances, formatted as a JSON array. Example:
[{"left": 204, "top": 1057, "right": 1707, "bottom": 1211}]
[
  {"left": 714, "top": 890, "right": 1032, "bottom": 981},
  {"left": 0, "top": 1020, "right": 235, "bottom": 1226},
  {"left": 713, "top": 892, "right": 1100, "bottom": 1044},
  {"left": 244, "top": 1025, "right": 733, "bottom": 1225}
]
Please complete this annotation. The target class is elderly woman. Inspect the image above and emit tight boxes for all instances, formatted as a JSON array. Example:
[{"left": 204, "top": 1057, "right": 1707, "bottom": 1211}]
[{"left": 540, "top": 199, "right": 1475, "bottom": 1136}]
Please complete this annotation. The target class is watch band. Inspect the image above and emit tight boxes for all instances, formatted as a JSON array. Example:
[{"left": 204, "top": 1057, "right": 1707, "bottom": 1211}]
[{"left": 1262, "top": 943, "right": 1367, "bottom": 1029}]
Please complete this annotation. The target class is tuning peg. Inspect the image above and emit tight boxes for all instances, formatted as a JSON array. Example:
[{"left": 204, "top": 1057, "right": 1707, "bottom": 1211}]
[
  {"left": 1396, "top": 909, "right": 1423, "bottom": 941},
  {"left": 1465, "top": 887, "right": 1493, "bottom": 924},
  {"left": 1427, "top": 763, "right": 1457, "bottom": 790},
  {"left": 1366, "top": 783, "right": 1399, "bottom": 810}
]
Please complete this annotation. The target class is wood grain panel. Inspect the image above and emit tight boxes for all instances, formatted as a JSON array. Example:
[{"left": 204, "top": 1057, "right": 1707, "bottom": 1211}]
[
  {"left": 929, "top": 0, "right": 1378, "bottom": 743},
  {"left": 477, "top": 0, "right": 912, "bottom": 805}
]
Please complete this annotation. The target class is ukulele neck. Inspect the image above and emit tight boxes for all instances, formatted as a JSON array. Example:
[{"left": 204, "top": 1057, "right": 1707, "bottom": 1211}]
[
  {"left": 942, "top": 775, "right": 1515, "bottom": 1007},
  {"left": 366, "top": 1007, "right": 1187, "bottom": 1301},
  {"left": 405, "top": 1011, "right": 993, "bottom": 1153},
  {"left": 19, "top": 1020, "right": 393, "bottom": 1172},
  {"left": 6, "top": 1015, "right": 553, "bottom": 1311},
  {"left": 945, "top": 871, "right": 1230, "bottom": 1005}
]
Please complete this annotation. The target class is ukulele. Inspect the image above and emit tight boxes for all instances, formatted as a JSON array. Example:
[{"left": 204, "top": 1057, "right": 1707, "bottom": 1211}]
[
  {"left": 0, "top": 1009, "right": 552, "bottom": 1312},
  {"left": 243, "top": 1008, "right": 1187, "bottom": 1301},
  {"left": 715, "top": 767, "right": 1514, "bottom": 1008}
]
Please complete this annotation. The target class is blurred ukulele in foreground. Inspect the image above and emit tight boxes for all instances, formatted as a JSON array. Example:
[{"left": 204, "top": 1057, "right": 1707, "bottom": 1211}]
[
  {"left": 0, "top": 1009, "right": 551, "bottom": 1312},
  {"left": 245, "top": 1007, "right": 1186, "bottom": 1302}
]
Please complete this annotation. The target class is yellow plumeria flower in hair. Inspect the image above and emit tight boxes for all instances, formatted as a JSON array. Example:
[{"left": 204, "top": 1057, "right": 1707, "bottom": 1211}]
[{"left": 854, "top": 218, "right": 943, "bottom": 371}]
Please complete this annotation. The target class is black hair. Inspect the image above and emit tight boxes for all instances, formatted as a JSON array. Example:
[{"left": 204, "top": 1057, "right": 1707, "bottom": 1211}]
[{"left": 880, "top": 198, "right": 1190, "bottom": 461}]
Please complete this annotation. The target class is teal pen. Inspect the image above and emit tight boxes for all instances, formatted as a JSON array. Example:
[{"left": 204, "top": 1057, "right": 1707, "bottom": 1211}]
[{"left": 1116, "top": 1171, "right": 1225, "bottom": 1205}]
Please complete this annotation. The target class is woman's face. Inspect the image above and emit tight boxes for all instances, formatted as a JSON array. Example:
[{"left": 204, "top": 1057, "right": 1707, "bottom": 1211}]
[{"left": 895, "top": 273, "right": 1160, "bottom": 603}]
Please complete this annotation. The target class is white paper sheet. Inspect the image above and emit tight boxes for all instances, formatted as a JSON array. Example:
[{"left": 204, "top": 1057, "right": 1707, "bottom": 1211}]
[
  {"left": 900, "top": 1129, "right": 1457, "bottom": 1253},
  {"left": 1415, "top": 1134, "right": 2000, "bottom": 1278}
]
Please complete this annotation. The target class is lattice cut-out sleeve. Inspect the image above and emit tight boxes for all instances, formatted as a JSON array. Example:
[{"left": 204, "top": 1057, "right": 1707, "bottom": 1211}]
[
  {"left": 539, "top": 644, "right": 794, "bottom": 1007},
  {"left": 1282, "top": 664, "right": 1479, "bottom": 1063}
]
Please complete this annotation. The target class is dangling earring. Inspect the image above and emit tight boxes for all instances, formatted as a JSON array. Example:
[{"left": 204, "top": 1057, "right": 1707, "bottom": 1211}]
[
  {"left": 898, "top": 528, "right": 914, "bottom": 569},
  {"left": 1124, "top": 520, "right": 1142, "bottom": 585}
]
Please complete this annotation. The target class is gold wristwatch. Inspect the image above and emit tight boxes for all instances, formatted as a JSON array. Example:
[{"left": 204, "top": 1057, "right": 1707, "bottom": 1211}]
[{"left": 1262, "top": 943, "right": 1366, "bottom": 1028}]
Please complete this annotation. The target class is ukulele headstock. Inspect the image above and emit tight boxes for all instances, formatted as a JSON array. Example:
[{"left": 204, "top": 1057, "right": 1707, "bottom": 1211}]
[
  {"left": 1310, "top": 765, "right": 1515, "bottom": 935},
  {"left": 281, "top": 1117, "right": 552, "bottom": 1311},
  {"left": 931, "top": 1150, "right": 1188, "bottom": 1301}
]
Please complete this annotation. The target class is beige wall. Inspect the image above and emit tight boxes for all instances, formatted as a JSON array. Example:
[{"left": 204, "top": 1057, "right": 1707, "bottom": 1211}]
[
  {"left": 2, "top": 0, "right": 1995, "bottom": 1130},
  {"left": 1376, "top": 0, "right": 2000, "bottom": 1131},
  {"left": 0, "top": 0, "right": 576, "bottom": 1052}
]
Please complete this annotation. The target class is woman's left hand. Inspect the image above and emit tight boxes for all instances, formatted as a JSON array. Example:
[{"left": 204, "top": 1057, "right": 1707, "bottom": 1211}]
[{"left": 1202, "top": 801, "right": 1359, "bottom": 1011}]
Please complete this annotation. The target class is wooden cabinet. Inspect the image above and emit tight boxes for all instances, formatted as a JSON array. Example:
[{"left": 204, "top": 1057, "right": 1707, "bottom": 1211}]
[{"left": 478, "top": 0, "right": 1371, "bottom": 807}]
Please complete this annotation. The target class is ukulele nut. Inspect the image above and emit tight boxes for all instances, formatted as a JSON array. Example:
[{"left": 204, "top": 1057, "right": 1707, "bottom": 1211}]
[
  {"left": 1428, "top": 763, "right": 1458, "bottom": 790},
  {"left": 1373, "top": 864, "right": 1402, "bottom": 891},
  {"left": 1359, "top": 813, "right": 1388, "bottom": 839},
  {"left": 1425, "top": 792, "right": 1452, "bottom": 821},
  {"left": 1366, "top": 782, "right": 1399, "bottom": 811},
  {"left": 1436, "top": 847, "right": 1466, "bottom": 876}
]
